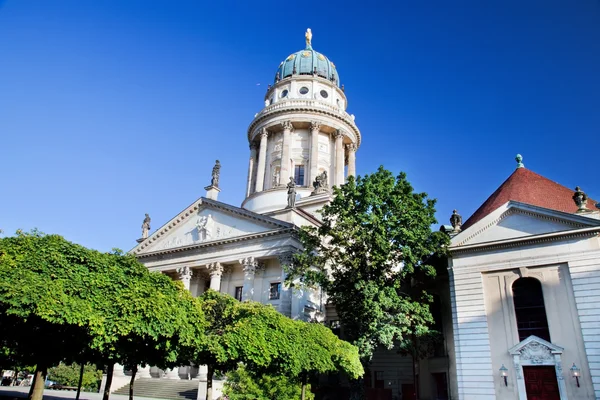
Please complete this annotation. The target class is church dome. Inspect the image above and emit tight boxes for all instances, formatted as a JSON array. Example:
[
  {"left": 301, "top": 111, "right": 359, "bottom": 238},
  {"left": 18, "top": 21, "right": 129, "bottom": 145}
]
[{"left": 274, "top": 29, "right": 340, "bottom": 87}]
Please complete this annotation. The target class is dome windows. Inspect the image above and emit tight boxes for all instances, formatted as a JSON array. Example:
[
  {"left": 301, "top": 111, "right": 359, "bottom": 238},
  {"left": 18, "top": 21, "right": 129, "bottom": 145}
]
[
  {"left": 280, "top": 89, "right": 289, "bottom": 98},
  {"left": 320, "top": 90, "right": 329, "bottom": 98},
  {"left": 299, "top": 87, "right": 309, "bottom": 95}
]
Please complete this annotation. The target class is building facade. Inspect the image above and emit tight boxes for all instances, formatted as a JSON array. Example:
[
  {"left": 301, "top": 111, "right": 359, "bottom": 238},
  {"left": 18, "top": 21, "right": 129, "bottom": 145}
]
[{"left": 446, "top": 159, "right": 600, "bottom": 400}]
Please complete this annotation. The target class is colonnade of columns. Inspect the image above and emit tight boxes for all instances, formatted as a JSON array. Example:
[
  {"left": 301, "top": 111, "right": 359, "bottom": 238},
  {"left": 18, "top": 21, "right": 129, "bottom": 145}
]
[{"left": 245, "top": 121, "right": 357, "bottom": 195}]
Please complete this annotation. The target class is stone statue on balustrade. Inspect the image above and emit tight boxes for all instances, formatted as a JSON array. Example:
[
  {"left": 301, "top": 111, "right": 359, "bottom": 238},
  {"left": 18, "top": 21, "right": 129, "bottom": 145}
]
[
  {"left": 286, "top": 177, "right": 297, "bottom": 208},
  {"left": 311, "top": 170, "right": 330, "bottom": 195}
]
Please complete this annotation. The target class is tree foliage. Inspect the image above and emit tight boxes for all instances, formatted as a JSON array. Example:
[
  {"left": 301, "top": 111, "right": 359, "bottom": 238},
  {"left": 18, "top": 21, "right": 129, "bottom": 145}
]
[
  {"left": 0, "top": 230, "right": 205, "bottom": 400},
  {"left": 223, "top": 364, "right": 315, "bottom": 400},
  {"left": 287, "top": 167, "right": 449, "bottom": 360},
  {"left": 195, "top": 291, "right": 362, "bottom": 400},
  {"left": 47, "top": 363, "right": 103, "bottom": 391}
]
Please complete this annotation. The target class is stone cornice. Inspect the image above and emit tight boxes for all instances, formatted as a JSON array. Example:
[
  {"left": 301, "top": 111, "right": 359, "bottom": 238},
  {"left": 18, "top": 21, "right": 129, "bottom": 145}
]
[
  {"left": 449, "top": 226, "right": 600, "bottom": 256},
  {"left": 136, "top": 227, "right": 297, "bottom": 259},
  {"left": 248, "top": 101, "right": 361, "bottom": 146}
]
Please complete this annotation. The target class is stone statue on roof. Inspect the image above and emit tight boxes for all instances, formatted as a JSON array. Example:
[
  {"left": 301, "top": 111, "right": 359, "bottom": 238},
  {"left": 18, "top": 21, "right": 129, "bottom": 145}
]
[
  {"left": 305, "top": 28, "right": 312, "bottom": 48},
  {"left": 450, "top": 210, "right": 462, "bottom": 232},
  {"left": 286, "top": 177, "right": 297, "bottom": 208},
  {"left": 211, "top": 160, "right": 221, "bottom": 188},
  {"left": 573, "top": 187, "right": 588, "bottom": 212},
  {"left": 141, "top": 213, "right": 151, "bottom": 239}
]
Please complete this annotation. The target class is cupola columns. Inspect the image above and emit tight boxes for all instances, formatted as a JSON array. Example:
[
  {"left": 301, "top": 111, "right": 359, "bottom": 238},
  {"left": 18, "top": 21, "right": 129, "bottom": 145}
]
[
  {"left": 246, "top": 144, "right": 257, "bottom": 197},
  {"left": 335, "top": 131, "right": 345, "bottom": 186},
  {"left": 309, "top": 121, "right": 321, "bottom": 185},
  {"left": 279, "top": 121, "right": 293, "bottom": 186},
  {"left": 255, "top": 129, "right": 269, "bottom": 192},
  {"left": 347, "top": 144, "right": 356, "bottom": 178}
]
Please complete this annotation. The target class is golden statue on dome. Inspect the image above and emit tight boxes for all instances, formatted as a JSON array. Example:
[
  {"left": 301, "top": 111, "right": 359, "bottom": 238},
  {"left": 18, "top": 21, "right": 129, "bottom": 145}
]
[{"left": 305, "top": 28, "right": 312, "bottom": 48}]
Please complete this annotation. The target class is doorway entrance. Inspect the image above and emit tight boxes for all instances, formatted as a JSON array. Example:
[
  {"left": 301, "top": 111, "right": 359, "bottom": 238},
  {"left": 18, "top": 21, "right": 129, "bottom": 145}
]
[{"left": 523, "top": 366, "right": 560, "bottom": 400}]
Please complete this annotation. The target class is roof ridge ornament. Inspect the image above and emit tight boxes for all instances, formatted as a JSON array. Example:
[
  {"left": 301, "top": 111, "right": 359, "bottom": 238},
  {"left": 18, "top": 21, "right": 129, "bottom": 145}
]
[
  {"left": 305, "top": 28, "right": 312, "bottom": 50},
  {"left": 573, "top": 186, "right": 589, "bottom": 212},
  {"left": 515, "top": 154, "right": 524, "bottom": 169}
]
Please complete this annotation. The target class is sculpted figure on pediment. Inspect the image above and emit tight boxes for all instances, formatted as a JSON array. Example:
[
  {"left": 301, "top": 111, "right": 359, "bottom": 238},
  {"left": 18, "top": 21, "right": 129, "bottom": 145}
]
[
  {"left": 519, "top": 341, "right": 553, "bottom": 364},
  {"left": 196, "top": 214, "right": 215, "bottom": 242}
]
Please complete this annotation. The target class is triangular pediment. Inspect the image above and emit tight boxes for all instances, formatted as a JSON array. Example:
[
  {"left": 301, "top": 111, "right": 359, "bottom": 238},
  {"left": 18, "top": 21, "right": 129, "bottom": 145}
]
[
  {"left": 130, "top": 197, "right": 294, "bottom": 256},
  {"left": 509, "top": 335, "right": 563, "bottom": 356},
  {"left": 452, "top": 201, "right": 600, "bottom": 247}
]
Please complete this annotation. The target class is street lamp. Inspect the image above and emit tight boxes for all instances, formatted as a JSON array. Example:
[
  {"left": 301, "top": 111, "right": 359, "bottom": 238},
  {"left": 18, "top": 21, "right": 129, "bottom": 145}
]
[
  {"left": 570, "top": 363, "right": 580, "bottom": 387},
  {"left": 499, "top": 364, "right": 508, "bottom": 386}
]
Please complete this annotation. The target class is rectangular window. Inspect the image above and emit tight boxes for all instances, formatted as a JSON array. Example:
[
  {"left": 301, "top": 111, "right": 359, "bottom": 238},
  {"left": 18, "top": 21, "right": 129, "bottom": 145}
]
[
  {"left": 269, "top": 282, "right": 281, "bottom": 300},
  {"left": 294, "top": 165, "right": 305, "bottom": 186},
  {"left": 234, "top": 286, "right": 243, "bottom": 302}
]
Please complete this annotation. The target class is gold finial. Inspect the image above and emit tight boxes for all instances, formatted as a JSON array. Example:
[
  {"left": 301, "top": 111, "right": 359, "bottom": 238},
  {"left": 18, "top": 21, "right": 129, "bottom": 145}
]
[{"left": 305, "top": 28, "right": 312, "bottom": 49}]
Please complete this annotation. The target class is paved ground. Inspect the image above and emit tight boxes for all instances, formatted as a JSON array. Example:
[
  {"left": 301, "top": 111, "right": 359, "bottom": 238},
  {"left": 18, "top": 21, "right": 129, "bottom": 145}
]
[{"left": 0, "top": 387, "right": 163, "bottom": 400}]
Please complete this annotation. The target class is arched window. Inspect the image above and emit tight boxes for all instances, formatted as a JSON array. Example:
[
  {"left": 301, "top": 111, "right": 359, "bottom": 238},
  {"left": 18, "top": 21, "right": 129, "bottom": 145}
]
[{"left": 512, "top": 278, "right": 551, "bottom": 342}]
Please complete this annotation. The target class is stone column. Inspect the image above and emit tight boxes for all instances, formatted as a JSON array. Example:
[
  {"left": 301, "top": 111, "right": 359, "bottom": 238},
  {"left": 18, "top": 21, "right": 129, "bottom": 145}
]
[
  {"left": 346, "top": 143, "right": 356, "bottom": 178},
  {"left": 278, "top": 253, "right": 293, "bottom": 317},
  {"left": 208, "top": 262, "right": 223, "bottom": 291},
  {"left": 254, "top": 129, "right": 269, "bottom": 192},
  {"left": 246, "top": 143, "right": 257, "bottom": 197},
  {"left": 240, "top": 257, "right": 257, "bottom": 301},
  {"left": 309, "top": 121, "right": 321, "bottom": 185},
  {"left": 279, "top": 121, "right": 294, "bottom": 186},
  {"left": 176, "top": 266, "right": 193, "bottom": 291},
  {"left": 138, "top": 365, "right": 152, "bottom": 378},
  {"left": 335, "top": 130, "right": 345, "bottom": 186},
  {"left": 164, "top": 367, "right": 179, "bottom": 379},
  {"left": 113, "top": 363, "right": 125, "bottom": 377}
]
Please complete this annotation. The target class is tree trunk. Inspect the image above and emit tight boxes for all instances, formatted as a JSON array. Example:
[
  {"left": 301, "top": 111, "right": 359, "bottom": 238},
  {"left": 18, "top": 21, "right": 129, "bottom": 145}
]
[
  {"left": 128, "top": 365, "right": 137, "bottom": 400},
  {"left": 412, "top": 351, "right": 418, "bottom": 400},
  {"left": 205, "top": 364, "right": 214, "bottom": 400},
  {"left": 28, "top": 365, "right": 47, "bottom": 400},
  {"left": 76, "top": 362, "right": 85, "bottom": 400},
  {"left": 301, "top": 372, "right": 307, "bottom": 400},
  {"left": 102, "top": 363, "right": 114, "bottom": 400}
]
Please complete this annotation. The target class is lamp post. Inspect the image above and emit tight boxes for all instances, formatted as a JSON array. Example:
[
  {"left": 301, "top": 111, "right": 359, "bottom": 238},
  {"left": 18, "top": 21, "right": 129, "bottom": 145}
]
[
  {"left": 499, "top": 364, "right": 508, "bottom": 386},
  {"left": 570, "top": 363, "right": 580, "bottom": 388}
]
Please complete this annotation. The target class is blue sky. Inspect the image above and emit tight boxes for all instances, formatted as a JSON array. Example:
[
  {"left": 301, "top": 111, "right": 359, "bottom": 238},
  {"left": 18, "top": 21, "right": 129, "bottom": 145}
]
[{"left": 1, "top": 0, "right": 599, "bottom": 251}]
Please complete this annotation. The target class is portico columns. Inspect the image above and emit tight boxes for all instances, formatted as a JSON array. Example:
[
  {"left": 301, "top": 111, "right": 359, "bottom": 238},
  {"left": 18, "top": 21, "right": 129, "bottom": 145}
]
[
  {"left": 335, "top": 130, "right": 345, "bottom": 186},
  {"left": 246, "top": 143, "right": 257, "bottom": 196},
  {"left": 176, "top": 266, "right": 193, "bottom": 291},
  {"left": 254, "top": 129, "right": 268, "bottom": 192},
  {"left": 346, "top": 144, "right": 356, "bottom": 178},
  {"left": 240, "top": 257, "right": 257, "bottom": 301},
  {"left": 208, "top": 262, "right": 223, "bottom": 291},
  {"left": 138, "top": 365, "right": 152, "bottom": 378},
  {"left": 278, "top": 253, "right": 293, "bottom": 317},
  {"left": 309, "top": 121, "right": 321, "bottom": 185},
  {"left": 279, "top": 121, "right": 293, "bottom": 186}
]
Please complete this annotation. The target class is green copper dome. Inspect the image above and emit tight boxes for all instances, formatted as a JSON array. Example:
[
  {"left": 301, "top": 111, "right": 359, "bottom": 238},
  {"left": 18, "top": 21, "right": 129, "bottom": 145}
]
[{"left": 275, "top": 29, "right": 340, "bottom": 87}]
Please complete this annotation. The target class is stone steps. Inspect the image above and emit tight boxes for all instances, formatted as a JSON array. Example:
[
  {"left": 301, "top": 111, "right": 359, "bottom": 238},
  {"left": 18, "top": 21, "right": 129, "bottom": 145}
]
[{"left": 113, "top": 378, "right": 198, "bottom": 400}]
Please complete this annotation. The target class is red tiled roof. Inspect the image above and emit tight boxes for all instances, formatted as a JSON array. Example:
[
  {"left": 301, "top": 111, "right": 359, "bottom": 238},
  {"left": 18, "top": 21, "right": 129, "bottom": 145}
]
[{"left": 461, "top": 167, "right": 597, "bottom": 230}]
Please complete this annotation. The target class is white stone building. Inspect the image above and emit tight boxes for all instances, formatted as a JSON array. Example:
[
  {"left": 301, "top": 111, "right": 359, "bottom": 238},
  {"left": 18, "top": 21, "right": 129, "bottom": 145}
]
[
  {"left": 446, "top": 158, "right": 600, "bottom": 400},
  {"left": 119, "top": 30, "right": 600, "bottom": 400}
]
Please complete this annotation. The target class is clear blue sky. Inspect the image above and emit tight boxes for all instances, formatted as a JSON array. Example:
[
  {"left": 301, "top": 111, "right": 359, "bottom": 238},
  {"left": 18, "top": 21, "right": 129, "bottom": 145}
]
[{"left": 1, "top": 0, "right": 599, "bottom": 251}]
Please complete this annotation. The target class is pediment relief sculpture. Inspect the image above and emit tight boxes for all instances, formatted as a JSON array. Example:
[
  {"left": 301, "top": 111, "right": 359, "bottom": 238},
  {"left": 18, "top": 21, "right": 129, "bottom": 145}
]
[{"left": 518, "top": 341, "right": 554, "bottom": 364}]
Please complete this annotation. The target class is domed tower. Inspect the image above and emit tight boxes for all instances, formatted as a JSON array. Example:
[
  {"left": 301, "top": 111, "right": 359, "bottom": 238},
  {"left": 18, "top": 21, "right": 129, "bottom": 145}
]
[{"left": 242, "top": 29, "right": 361, "bottom": 215}]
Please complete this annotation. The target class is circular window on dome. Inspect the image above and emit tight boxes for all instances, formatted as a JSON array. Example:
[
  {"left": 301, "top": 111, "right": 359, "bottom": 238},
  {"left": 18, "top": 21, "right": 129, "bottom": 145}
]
[
  {"left": 320, "top": 90, "right": 329, "bottom": 98},
  {"left": 280, "top": 89, "right": 288, "bottom": 98},
  {"left": 299, "top": 87, "right": 309, "bottom": 95}
]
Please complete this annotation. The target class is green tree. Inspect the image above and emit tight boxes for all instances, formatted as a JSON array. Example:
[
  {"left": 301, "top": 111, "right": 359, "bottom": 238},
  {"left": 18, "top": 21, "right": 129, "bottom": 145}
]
[
  {"left": 0, "top": 231, "right": 205, "bottom": 400},
  {"left": 47, "top": 363, "right": 103, "bottom": 391},
  {"left": 223, "top": 364, "right": 314, "bottom": 400},
  {"left": 286, "top": 167, "right": 449, "bottom": 398},
  {"left": 195, "top": 291, "right": 362, "bottom": 400}
]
